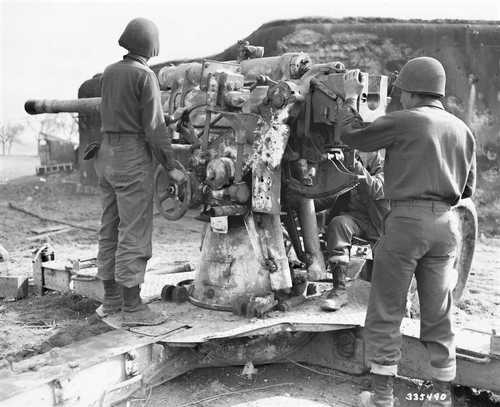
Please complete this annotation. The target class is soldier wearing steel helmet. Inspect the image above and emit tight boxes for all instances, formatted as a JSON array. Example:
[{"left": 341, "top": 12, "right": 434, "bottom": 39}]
[
  {"left": 95, "top": 18, "right": 185, "bottom": 326},
  {"left": 340, "top": 57, "right": 476, "bottom": 407}
]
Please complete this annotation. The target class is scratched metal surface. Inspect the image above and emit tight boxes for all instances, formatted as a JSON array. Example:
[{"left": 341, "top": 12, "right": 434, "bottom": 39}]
[
  {"left": 103, "top": 279, "right": 371, "bottom": 342},
  {"left": 102, "top": 277, "right": 492, "bottom": 356}
]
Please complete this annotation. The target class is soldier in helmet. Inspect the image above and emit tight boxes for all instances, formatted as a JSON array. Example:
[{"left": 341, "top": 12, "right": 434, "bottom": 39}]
[
  {"left": 95, "top": 18, "right": 185, "bottom": 326},
  {"left": 340, "top": 57, "right": 476, "bottom": 407}
]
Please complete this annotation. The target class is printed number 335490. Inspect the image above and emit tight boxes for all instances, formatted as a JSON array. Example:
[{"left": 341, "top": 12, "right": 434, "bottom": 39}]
[{"left": 405, "top": 393, "right": 448, "bottom": 401}]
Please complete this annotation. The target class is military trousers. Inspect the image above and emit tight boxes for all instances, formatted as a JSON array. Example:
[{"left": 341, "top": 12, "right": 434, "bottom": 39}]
[
  {"left": 326, "top": 213, "right": 377, "bottom": 257},
  {"left": 94, "top": 133, "right": 154, "bottom": 288},
  {"left": 365, "top": 200, "right": 458, "bottom": 381}
]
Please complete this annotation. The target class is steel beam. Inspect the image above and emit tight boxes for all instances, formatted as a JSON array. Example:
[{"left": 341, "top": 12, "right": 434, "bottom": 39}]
[{"left": 1, "top": 326, "right": 498, "bottom": 406}]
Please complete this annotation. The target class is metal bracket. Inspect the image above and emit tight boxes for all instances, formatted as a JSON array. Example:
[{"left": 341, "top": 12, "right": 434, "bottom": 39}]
[{"left": 125, "top": 351, "right": 139, "bottom": 377}]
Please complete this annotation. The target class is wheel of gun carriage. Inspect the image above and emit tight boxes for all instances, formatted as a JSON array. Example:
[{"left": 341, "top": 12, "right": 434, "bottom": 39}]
[
  {"left": 451, "top": 198, "right": 478, "bottom": 302},
  {"left": 154, "top": 160, "right": 192, "bottom": 221}
]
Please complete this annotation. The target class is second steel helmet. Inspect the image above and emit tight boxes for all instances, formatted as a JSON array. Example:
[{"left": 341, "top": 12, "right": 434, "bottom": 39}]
[
  {"left": 394, "top": 57, "right": 446, "bottom": 97},
  {"left": 119, "top": 18, "right": 160, "bottom": 58}
]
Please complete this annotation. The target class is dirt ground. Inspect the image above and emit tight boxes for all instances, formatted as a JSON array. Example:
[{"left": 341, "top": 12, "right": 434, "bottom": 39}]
[
  {"left": 130, "top": 364, "right": 497, "bottom": 407},
  {"left": 0, "top": 169, "right": 499, "bottom": 406}
]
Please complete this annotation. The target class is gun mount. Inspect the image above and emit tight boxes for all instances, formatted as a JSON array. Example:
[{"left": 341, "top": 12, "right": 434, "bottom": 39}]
[
  {"left": 24, "top": 46, "right": 475, "bottom": 311},
  {"left": 14, "top": 41, "right": 491, "bottom": 407}
]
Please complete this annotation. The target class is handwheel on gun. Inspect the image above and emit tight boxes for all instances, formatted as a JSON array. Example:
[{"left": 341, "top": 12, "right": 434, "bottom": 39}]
[{"left": 154, "top": 160, "right": 192, "bottom": 221}]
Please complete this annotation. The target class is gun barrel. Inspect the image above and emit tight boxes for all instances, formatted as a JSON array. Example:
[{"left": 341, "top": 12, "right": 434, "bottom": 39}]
[
  {"left": 241, "top": 52, "right": 312, "bottom": 81},
  {"left": 24, "top": 98, "right": 101, "bottom": 115}
]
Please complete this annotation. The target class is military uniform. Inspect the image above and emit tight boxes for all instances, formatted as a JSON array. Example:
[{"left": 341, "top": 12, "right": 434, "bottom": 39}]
[
  {"left": 341, "top": 98, "right": 476, "bottom": 383},
  {"left": 321, "top": 150, "right": 389, "bottom": 312},
  {"left": 96, "top": 54, "right": 174, "bottom": 288},
  {"left": 94, "top": 18, "right": 175, "bottom": 326},
  {"left": 326, "top": 151, "right": 388, "bottom": 259}
]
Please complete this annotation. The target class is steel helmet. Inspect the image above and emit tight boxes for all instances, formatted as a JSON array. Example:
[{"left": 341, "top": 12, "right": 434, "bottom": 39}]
[
  {"left": 119, "top": 18, "right": 160, "bottom": 58},
  {"left": 394, "top": 57, "right": 446, "bottom": 97}
]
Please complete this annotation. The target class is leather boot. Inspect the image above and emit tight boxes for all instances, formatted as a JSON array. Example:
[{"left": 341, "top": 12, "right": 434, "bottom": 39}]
[
  {"left": 359, "top": 374, "right": 394, "bottom": 407},
  {"left": 320, "top": 262, "right": 348, "bottom": 311},
  {"left": 121, "top": 285, "right": 167, "bottom": 327},
  {"left": 95, "top": 279, "right": 122, "bottom": 318},
  {"left": 421, "top": 380, "right": 453, "bottom": 407}
]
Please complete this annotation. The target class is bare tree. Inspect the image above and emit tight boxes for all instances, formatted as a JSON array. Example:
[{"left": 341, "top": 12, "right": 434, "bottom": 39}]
[{"left": 0, "top": 122, "right": 24, "bottom": 155}]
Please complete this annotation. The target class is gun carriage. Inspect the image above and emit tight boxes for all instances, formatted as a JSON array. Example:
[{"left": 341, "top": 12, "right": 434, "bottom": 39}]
[{"left": 16, "top": 44, "right": 488, "bottom": 407}]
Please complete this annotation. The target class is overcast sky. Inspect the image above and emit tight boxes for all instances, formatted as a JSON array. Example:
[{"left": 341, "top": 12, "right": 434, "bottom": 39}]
[{"left": 1, "top": 0, "right": 499, "bottom": 124}]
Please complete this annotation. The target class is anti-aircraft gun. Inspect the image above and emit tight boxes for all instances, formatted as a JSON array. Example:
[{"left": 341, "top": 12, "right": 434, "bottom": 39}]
[
  {"left": 25, "top": 43, "right": 476, "bottom": 314},
  {"left": 17, "top": 45, "right": 495, "bottom": 407}
]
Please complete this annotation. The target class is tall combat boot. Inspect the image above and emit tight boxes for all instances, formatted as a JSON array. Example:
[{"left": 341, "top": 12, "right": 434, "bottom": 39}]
[
  {"left": 95, "top": 279, "right": 122, "bottom": 318},
  {"left": 359, "top": 374, "right": 395, "bottom": 407},
  {"left": 121, "top": 285, "right": 167, "bottom": 327},
  {"left": 422, "top": 380, "right": 453, "bottom": 407},
  {"left": 320, "top": 262, "right": 348, "bottom": 311}
]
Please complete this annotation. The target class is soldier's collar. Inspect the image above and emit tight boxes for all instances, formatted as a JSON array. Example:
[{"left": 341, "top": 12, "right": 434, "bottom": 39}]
[
  {"left": 124, "top": 53, "right": 149, "bottom": 66},
  {"left": 414, "top": 99, "right": 444, "bottom": 110}
]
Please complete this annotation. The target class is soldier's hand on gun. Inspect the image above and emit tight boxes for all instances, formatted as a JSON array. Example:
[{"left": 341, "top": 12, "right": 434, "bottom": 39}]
[
  {"left": 168, "top": 168, "right": 186, "bottom": 184},
  {"left": 343, "top": 69, "right": 364, "bottom": 100},
  {"left": 353, "top": 156, "right": 366, "bottom": 175}
]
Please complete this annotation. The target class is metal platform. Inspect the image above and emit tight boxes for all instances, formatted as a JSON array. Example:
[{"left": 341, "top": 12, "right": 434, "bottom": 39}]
[
  {"left": 1, "top": 278, "right": 498, "bottom": 407},
  {"left": 103, "top": 279, "right": 370, "bottom": 341}
]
